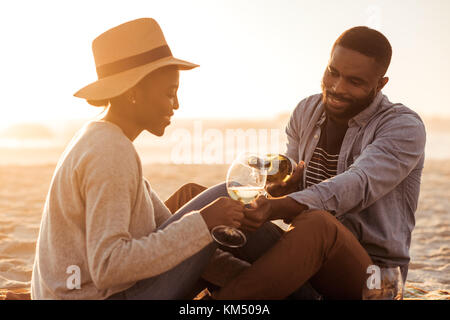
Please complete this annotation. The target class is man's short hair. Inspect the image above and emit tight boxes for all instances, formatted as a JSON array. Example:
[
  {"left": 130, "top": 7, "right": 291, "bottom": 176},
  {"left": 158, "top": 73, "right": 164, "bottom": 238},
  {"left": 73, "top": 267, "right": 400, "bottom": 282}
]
[{"left": 332, "top": 26, "right": 392, "bottom": 76}]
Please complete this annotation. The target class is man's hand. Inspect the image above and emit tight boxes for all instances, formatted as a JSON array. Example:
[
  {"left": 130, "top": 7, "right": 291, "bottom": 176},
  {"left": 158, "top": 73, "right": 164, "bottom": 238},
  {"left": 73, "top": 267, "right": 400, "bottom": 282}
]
[
  {"left": 241, "top": 195, "right": 309, "bottom": 232},
  {"left": 266, "top": 161, "right": 305, "bottom": 197},
  {"left": 240, "top": 196, "right": 273, "bottom": 232}
]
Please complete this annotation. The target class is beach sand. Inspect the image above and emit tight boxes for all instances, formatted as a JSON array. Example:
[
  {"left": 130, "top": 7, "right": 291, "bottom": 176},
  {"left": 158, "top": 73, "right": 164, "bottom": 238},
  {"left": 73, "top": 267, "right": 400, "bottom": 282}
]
[{"left": 0, "top": 161, "right": 449, "bottom": 300}]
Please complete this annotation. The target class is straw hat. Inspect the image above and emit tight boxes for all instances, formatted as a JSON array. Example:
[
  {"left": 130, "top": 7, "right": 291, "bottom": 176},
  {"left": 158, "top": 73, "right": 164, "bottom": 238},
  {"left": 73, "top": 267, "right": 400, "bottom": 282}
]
[{"left": 74, "top": 18, "right": 198, "bottom": 101}]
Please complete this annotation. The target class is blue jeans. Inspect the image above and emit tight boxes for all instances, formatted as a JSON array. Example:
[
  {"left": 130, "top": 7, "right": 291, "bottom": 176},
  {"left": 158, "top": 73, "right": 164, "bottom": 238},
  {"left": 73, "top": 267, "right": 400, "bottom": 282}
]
[{"left": 106, "top": 182, "right": 283, "bottom": 300}]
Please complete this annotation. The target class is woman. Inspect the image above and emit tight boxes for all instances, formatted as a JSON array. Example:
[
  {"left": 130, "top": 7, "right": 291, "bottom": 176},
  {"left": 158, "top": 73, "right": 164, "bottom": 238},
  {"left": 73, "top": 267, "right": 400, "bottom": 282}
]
[{"left": 30, "top": 18, "right": 249, "bottom": 300}]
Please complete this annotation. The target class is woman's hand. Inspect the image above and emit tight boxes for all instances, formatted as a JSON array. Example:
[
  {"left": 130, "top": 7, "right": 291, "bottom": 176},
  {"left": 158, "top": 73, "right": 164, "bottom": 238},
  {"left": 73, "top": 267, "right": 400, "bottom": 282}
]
[
  {"left": 265, "top": 161, "right": 305, "bottom": 197},
  {"left": 199, "top": 197, "right": 245, "bottom": 231}
]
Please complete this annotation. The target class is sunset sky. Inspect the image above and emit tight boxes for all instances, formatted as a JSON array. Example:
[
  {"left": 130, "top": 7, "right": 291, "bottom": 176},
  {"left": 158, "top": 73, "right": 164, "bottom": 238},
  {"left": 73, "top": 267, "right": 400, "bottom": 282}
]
[{"left": 0, "top": 0, "right": 449, "bottom": 130}]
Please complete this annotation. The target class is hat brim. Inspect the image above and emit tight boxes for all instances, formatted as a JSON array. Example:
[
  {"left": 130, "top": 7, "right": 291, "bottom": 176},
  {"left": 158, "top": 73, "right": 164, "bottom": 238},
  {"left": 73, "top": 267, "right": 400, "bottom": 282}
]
[{"left": 73, "top": 56, "right": 199, "bottom": 101}]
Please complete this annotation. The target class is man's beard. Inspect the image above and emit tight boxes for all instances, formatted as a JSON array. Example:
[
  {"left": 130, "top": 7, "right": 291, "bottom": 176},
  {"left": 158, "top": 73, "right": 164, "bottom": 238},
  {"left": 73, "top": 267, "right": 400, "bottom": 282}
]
[{"left": 321, "top": 82, "right": 376, "bottom": 120}]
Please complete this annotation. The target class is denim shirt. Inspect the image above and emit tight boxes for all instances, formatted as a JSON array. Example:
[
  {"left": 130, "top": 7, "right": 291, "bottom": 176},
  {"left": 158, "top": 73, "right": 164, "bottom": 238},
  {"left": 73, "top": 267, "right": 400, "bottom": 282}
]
[{"left": 285, "top": 92, "right": 426, "bottom": 268}]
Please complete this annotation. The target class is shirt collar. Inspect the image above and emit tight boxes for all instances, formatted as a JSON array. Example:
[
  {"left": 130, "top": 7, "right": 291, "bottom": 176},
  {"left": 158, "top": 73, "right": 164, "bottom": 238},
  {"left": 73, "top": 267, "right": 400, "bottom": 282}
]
[{"left": 349, "top": 91, "right": 384, "bottom": 127}]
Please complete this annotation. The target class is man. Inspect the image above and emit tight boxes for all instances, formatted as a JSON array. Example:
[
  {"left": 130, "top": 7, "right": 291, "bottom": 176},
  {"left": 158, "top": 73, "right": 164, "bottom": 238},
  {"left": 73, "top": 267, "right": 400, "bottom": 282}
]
[{"left": 213, "top": 26, "right": 426, "bottom": 299}]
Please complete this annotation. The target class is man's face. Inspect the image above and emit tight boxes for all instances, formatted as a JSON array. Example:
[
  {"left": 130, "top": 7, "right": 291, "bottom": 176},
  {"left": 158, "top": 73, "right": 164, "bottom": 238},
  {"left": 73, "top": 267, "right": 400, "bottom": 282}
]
[{"left": 321, "top": 45, "right": 388, "bottom": 120}]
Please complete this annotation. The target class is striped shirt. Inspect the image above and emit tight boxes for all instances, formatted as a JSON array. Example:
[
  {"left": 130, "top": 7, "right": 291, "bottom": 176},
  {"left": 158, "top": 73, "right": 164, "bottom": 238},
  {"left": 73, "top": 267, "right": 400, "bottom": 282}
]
[
  {"left": 305, "top": 115, "right": 348, "bottom": 188},
  {"left": 305, "top": 147, "right": 338, "bottom": 187}
]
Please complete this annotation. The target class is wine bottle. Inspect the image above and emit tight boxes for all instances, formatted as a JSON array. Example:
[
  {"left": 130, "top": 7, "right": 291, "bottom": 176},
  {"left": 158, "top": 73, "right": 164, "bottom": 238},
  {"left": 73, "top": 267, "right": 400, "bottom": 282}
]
[{"left": 265, "top": 154, "right": 296, "bottom": 184}]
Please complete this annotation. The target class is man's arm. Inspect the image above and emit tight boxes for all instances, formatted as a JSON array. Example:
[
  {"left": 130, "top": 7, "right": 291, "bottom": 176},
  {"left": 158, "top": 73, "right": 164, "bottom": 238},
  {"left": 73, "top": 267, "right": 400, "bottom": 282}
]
[
  {"left": 241, "top": 196, "right": 308, "bottom": 232},
  {"left": 285, "top": 105, "right": 301, "bottom": 163},
  {"left": 270, "top": 196, "right": 309, "bottom": 221},
  {"left": 243, "top": 111, "right": 426, "bottom": 230},
  {"left": 288, "top": 112, "right": 426, "bottom": 217}
]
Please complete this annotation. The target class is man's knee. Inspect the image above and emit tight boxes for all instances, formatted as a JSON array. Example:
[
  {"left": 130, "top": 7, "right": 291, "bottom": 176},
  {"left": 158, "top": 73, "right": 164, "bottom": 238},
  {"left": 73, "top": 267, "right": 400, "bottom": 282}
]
[
  {"left": 179, "top": 183, "right": 207, "bottom": 195},
  {"left": 165, "top": 183, "right": 208, "bottom": 213},
  {"left": 292, "top": 210, "right": 338, "bottom": 232}
]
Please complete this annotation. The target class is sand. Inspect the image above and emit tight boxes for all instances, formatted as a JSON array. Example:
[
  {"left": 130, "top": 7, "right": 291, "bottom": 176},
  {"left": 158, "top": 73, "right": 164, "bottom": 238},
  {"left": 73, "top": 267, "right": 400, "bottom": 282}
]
[{"left": 0, "top": 161, "right": 449, "bottom": 300}]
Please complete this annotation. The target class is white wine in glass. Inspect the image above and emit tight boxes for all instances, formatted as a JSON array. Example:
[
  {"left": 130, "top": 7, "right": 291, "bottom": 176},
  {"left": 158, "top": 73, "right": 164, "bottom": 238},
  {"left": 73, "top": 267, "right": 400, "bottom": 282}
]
[
  {"left": 211, "top": 153, "right": 267, "bottom": 248},
  {"left": 228, "top": 185, "right": 266, "bottom": 204}
]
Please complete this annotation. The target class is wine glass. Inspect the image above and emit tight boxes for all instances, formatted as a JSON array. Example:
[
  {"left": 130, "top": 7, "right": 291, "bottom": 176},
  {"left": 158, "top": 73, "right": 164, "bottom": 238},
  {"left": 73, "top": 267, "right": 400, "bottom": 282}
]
[
  {"left": 210, "top": 153, "right": 267, "bottom": 248},
  {"left": 362, "top": 266, "right": 405, "bottom": 300}
]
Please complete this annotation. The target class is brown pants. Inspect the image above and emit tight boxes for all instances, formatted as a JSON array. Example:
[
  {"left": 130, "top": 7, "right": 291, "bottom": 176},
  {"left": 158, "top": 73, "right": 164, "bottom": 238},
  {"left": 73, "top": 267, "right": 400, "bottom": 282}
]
[
  {"left": 215, "top": 210, "right": 373, "bottom": 300},
  {"left": 164, "top": 183, "right": 208, "bottom": 214},
  {"left": 164, "top": 183, "right": 373, "bottom": 300}
]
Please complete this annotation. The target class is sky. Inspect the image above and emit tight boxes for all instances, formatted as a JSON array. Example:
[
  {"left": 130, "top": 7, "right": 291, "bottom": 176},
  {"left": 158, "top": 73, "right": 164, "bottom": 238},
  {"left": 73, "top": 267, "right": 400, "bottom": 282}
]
[{"left": 0, "top": 0, "right": 449, "bottom": 129}]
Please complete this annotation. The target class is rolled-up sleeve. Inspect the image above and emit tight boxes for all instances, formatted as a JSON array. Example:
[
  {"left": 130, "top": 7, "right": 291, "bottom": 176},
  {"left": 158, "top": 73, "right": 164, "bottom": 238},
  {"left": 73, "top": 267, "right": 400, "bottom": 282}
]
[{"left": 288, "top": 112, "right": 426, "bottom": 217}]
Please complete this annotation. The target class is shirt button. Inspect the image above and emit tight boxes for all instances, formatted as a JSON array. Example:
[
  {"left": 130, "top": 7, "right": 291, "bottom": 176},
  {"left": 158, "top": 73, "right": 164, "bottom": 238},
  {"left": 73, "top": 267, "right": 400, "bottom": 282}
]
[{"left": 314, "top": 135, "right": 318, "bottom": 139}]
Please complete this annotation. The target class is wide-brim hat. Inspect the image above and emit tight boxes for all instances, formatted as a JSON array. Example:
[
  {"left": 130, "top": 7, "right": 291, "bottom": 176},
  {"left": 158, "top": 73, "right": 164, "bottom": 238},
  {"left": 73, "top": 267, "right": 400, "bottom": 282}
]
[{"left": 73, "top": 18, "right": 199, "bottom": 101}]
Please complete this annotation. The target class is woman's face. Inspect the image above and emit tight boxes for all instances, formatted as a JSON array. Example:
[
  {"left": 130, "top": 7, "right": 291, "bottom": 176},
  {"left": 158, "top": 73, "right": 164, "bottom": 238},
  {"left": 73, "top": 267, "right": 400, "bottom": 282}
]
[{"left": 133, "top": 66, "right": 180, "bottom": 136}]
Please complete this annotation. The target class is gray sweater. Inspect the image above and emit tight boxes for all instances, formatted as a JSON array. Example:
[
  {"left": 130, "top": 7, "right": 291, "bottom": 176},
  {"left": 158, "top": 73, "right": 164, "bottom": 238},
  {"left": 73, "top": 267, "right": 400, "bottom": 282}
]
[{"left": 31, "top": 120, "right": 240, "bottom": 299}]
